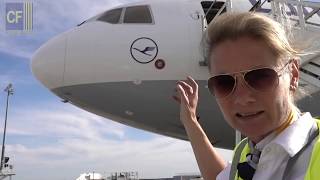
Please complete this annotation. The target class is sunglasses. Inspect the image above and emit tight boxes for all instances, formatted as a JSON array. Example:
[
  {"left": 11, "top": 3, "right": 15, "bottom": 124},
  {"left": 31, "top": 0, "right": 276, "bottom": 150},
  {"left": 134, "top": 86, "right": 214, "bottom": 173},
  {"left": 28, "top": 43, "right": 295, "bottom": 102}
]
[{"left": 207, "top": 60, "right": 292, "bottom": 98}]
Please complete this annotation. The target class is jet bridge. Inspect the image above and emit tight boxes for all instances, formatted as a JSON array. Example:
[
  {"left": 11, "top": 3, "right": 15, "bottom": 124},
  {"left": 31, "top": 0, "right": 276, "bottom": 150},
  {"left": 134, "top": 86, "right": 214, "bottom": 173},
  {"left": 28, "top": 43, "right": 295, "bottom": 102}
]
[
  {"left": 269, "top": 0, "right": 320, "bottom": 92},
  {"left": 267, "top": 0, "right": 320, "bottom": 117}
]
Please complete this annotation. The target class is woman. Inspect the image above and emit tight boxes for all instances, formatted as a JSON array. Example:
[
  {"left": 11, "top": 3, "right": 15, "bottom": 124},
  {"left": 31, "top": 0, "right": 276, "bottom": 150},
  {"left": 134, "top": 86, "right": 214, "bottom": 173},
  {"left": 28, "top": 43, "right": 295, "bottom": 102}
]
[{"left": 174, "top": 12, "right": 320, "bottom": 180}]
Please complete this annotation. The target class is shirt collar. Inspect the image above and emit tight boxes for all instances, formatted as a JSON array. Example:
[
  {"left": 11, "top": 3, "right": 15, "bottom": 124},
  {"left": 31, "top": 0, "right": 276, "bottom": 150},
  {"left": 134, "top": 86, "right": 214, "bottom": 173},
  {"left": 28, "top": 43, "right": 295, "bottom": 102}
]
[
  {"left": 269, "top": 112, "right": 315, "bottom": 157},
  {"left": 254, "top": 131, "right": 276, "bottom": 151}
]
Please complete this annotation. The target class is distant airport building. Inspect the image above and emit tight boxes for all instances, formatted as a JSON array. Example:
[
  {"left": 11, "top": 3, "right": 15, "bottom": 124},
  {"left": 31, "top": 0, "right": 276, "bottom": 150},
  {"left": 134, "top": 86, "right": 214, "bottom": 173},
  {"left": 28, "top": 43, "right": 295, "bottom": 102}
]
[
  {"left": 76, "top": 172, "right": 105, "bottom": 180},
  {"left": 107, "top": 172, "right": 139, "bottom": 180},
  {"left": 77, "top": 171, "right": 202, "bottom": 180}
]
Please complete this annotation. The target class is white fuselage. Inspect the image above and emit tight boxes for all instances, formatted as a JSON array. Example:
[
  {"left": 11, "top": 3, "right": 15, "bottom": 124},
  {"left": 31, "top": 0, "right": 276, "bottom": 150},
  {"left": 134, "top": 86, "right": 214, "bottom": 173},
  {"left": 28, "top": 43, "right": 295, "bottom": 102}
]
[{"left": 32, "top": 0, "right": 320, "bottom": 149}]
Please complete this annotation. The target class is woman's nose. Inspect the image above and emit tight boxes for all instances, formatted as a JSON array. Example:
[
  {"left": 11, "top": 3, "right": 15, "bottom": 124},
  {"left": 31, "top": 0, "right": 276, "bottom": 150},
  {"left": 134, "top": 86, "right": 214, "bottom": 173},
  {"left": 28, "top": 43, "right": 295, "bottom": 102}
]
[{"left": 232, "top": 76, "right": 257, "bottom": 105}]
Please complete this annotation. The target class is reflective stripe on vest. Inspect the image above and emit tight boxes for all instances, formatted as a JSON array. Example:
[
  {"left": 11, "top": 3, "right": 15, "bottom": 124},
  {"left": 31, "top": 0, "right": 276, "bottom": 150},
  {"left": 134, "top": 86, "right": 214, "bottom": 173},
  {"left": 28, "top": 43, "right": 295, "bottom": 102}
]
[{"left": 230, "top": 119, "right": 320, "bottom": 180}]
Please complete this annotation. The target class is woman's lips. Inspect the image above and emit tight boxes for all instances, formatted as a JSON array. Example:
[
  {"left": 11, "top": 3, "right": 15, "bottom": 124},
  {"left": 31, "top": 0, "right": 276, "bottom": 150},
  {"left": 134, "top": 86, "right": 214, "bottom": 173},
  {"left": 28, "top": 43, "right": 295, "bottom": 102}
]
[{"left": 236, "top": 111, "right": 264, "bottom": 119}]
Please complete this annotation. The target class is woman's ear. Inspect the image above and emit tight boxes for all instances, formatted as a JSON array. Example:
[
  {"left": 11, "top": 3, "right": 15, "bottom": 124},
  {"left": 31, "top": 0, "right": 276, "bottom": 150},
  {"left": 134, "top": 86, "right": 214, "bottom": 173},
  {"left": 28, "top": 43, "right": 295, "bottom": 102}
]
[{"left": 290, "top": 59, "right": 299, "bottom": 92}]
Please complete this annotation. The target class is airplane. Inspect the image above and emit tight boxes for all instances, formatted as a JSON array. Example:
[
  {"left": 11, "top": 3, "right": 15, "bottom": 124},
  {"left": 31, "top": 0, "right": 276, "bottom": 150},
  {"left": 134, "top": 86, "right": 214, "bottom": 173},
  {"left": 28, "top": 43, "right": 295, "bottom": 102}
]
[{"left": 31, "top": 0, "right": 320, "bottom": 150}]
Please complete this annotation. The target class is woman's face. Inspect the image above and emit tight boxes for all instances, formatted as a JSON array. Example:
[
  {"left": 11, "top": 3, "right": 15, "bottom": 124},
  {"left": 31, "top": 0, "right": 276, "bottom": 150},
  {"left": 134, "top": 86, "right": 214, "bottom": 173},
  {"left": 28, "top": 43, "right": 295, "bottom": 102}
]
[{"left": 209, "top": 36, "right": 298, "bottom": 143}]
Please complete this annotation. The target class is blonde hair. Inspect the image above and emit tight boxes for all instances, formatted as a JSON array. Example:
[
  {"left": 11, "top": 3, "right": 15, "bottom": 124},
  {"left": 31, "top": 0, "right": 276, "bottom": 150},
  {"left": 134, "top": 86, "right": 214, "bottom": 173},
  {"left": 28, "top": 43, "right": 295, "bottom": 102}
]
[{"left": 203, "top": 12, "right": 300, "bottom": 70}]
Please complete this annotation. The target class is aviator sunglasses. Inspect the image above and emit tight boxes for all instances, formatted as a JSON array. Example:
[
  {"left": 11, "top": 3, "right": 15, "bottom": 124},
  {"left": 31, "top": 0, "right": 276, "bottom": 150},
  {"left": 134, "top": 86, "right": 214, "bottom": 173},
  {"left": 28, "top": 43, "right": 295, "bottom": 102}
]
[{"left": 207, "top": 60, "right": 293, "bottom": 98}]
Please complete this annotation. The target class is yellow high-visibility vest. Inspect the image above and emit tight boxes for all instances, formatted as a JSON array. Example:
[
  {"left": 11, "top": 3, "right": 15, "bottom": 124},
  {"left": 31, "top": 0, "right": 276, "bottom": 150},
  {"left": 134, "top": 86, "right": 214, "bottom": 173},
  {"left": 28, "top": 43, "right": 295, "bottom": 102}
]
[
  {"left": 305, "top": 119, "right": 320, "bottom": 180},
  {"left": 230, "top": 119, "right": 320, "bottom": 180}
]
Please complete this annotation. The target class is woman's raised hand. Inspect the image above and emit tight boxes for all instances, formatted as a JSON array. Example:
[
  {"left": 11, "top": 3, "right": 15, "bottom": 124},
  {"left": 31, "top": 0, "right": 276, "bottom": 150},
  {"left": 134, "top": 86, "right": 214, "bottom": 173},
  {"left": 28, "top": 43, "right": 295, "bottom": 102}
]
[{"left": 173, "top": 76, "right": 199, "bottom": 124}]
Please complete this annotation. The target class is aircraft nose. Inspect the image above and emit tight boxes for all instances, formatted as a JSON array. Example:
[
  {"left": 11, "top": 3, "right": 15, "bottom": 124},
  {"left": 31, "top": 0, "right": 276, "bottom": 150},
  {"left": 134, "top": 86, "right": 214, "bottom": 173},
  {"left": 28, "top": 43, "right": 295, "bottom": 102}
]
[{"left": 31, "top": 34, "right": 67, "bottom": 89}]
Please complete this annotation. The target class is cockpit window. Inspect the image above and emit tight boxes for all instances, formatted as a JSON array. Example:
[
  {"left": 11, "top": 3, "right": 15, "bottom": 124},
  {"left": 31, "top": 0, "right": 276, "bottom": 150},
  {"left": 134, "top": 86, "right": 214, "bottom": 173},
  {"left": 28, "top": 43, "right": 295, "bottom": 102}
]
[
  {"left": 97, "top": 8, "right": 122, "bottom": 24},
  {"left": 123, "top": 5, "right": 153, "bottom": 23}
]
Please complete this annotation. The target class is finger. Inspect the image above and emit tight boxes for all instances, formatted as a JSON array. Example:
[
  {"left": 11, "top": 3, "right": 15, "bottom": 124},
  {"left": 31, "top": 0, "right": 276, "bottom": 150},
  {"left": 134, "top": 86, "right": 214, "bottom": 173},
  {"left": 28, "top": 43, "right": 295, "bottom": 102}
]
[
  {"left": 172, "top": 95, "right": 181, "bottom": 104},
  {"left": 177, "top": 84, "right": 189, "bottom": 105},
  {"left": 177, "top": 81, "right": 193, "bottom": 95},
  {"left": 187, "top": 76, "right": 198, "bottom": 94},
  {"left": 173, "top": 87, "right": 179, "bottom": 100}
]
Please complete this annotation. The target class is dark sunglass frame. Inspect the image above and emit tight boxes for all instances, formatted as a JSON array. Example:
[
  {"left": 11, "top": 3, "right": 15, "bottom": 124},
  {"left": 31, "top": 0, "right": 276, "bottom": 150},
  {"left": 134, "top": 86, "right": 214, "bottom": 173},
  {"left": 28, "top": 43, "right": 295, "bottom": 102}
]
[{"left": 207, "top": 60, "right": 293, "bottom": 99}]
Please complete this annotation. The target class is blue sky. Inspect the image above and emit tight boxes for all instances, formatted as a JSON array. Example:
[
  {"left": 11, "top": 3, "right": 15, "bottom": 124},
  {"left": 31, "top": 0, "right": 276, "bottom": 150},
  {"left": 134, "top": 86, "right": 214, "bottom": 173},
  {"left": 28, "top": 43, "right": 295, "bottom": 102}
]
[{"left": 0, "top": 0, "right": 232, "bottom": 179}]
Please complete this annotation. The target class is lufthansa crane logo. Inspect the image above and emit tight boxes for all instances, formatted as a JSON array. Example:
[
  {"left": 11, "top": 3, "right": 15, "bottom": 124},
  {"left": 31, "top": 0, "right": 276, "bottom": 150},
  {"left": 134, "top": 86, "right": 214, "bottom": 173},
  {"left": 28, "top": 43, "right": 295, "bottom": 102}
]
[{"left": 130, "top": 37, "right": 158, "bottom": 64}]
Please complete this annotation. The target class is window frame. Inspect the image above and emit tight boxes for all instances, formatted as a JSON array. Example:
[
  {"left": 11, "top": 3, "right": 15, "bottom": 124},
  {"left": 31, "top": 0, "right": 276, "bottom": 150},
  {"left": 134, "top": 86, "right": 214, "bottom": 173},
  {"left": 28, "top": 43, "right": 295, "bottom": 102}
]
[
  {"left": 84, "top": 5, "right": 155, "bottom": 25},
  {"left": 96, "top": 7, "right": 124, "bottom": 24},
  {"left": 120, "top": 5, "right": 155, "bottom": 24}
]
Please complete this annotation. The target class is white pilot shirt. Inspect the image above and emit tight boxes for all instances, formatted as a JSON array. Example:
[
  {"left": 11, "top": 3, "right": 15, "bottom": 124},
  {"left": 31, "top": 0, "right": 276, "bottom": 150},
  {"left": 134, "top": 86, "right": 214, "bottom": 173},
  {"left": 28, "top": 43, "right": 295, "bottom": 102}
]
[{"left": 217, "top": 112, "right": 316, "bottom": 180}]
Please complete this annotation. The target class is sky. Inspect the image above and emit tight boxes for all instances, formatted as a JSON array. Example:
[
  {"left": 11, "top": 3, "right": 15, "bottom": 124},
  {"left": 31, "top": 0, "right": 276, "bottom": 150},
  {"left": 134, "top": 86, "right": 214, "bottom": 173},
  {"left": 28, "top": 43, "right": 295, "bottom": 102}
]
[{"left": 0, "top": 0, "right": 232, "bottom": 179}]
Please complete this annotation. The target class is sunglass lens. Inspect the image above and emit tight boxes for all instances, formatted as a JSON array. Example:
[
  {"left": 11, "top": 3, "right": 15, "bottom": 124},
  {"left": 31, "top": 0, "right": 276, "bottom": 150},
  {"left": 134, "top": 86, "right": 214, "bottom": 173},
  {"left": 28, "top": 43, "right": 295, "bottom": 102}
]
[
  {"left": 245, "top": 68, "right": 278, "bottom": 91},
  {"left": 208, "top": 75, "right": 235, "bottom": 97}
]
